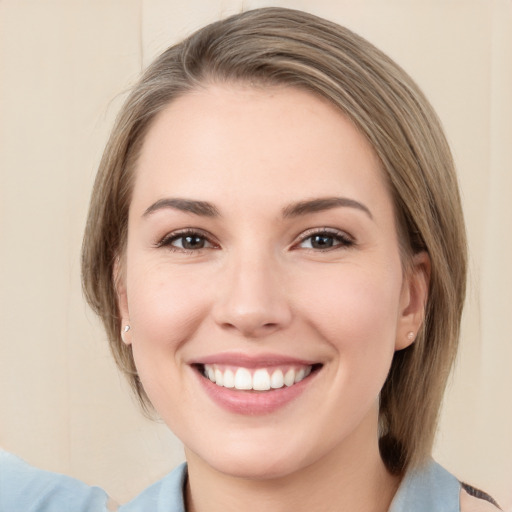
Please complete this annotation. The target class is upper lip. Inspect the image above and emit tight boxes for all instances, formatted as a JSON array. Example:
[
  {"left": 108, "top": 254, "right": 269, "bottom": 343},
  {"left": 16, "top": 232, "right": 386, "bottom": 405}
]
[{"left": 190, "top": 352, "right": 320, "bottom": 368}]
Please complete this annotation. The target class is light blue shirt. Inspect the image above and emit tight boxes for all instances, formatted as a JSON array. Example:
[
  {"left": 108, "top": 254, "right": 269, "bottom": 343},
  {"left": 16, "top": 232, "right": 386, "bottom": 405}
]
[
  {"left": 119, "top": 463, "right": 187, "bottom": 512},
  {"left": 389, "top": 460, "right": 460, "bottom": 512},
  {"left": 0, "top": 451, "right": 111, "bottom": 512},
  {"left": 0, "top": 450, "right": 464, "bottom": 511},
  {"left": 119, "top": 460, "right": 461, "bottom": 512}
]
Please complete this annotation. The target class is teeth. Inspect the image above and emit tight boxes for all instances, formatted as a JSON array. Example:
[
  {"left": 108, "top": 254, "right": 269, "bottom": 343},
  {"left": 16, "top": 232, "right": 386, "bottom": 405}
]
[
  {"left": 234, "top": 368, "right": 252, "bottom": 390},
  {"left": 203, "top": 364, "right": 313, "bottom": 391},
  {"left": 284, "top": 369, "right": 295, "bottom": 387},
  {"left": 270, "top": 369, "right": 284, "bottom": 389},
  {"left": 295, "top": 368, "right": 305, "bottom": 383},
  {"left": 253, "top": 369, "right": 271, "bottom": 391},
  {"left": 223, "top": 369, "right": 235, "bottom": 388}
]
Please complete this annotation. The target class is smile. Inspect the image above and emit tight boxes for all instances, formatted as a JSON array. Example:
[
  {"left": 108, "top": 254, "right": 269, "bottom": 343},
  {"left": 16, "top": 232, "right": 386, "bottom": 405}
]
[
  {"left": 202, "top": 364, "right": 313, "bottom": 391},
  {"left": 192, "top": 354, "right": 322, "bottom": 414}
]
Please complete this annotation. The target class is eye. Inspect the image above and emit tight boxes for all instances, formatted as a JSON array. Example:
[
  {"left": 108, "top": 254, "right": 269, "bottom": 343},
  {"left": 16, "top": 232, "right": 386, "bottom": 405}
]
[
  {"left": 296, "top": 229, "right": 354, "bottom": 251},
  {"left": 157, "top": 229, "right": 217, "bottom": 252},
  {"left": 172, "top": 234, "right": 210, "bottom": 250}
]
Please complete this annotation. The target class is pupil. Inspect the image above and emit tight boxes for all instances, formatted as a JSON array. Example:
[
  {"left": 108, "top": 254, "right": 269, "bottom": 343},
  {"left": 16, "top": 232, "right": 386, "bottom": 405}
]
[
  {"left": 312, "top": 235, "right": 333, "bottom": 248},
  {"left": 183, "top": 236, "right": 204, "bottom": 249}
]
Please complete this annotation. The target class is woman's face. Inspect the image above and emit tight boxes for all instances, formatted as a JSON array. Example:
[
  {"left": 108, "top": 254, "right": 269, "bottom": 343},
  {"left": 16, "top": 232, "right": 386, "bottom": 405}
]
[{"left": 118, "top": 85, "right": 427, "bottom": 479}]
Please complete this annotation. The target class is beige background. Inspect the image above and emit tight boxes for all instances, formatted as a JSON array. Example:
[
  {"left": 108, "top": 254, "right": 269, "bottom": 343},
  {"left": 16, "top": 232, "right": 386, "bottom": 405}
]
[{"left": 1, "top": 0, "right": 511, "bottom": 507}]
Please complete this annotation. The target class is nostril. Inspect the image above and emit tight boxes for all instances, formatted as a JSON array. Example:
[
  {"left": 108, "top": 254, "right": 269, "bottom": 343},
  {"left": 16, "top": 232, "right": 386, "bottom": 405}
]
[
  {"left": 212, "top": 273, "right": 293, "bottom": 336},
  {"left": 218, "top": 317, "right": 282, "bottom": 338}
]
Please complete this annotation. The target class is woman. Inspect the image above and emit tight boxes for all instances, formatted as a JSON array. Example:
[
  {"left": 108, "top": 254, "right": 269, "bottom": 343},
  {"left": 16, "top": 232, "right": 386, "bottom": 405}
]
[{"left": 0, "top": 7, "right": 502, "bottom": 512}]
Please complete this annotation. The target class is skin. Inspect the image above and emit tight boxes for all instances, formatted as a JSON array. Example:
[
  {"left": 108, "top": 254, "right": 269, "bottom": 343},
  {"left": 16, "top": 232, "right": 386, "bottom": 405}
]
[{"left": 117, "top": 84, "right": 431, "bottom": 512}]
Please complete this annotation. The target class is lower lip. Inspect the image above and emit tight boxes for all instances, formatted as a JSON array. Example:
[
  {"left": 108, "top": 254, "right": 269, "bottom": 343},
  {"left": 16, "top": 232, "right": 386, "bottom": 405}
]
[{"left": 195, "top": 368, "right": 318, "bottom": 415}]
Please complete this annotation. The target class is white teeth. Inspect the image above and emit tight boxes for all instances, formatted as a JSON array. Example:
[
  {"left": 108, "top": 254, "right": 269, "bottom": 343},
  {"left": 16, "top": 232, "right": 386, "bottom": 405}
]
[
  {"left": 284, "top": 369, "right": 295, "bottom": 387},
  {"left": 270, "top": 369, "right": 284, "bottom": 389},
  {"left": 253, "top": 369, "right": 271, "bottom": 391},
  {"left": 223, "top": 369, "right": 235, "bottom": 388},
  {"left": 203, "top": 364, "right": 314, "bottom": 391},
  {"left": 234, "top": 368, "right": 252, "bottom": 390}
]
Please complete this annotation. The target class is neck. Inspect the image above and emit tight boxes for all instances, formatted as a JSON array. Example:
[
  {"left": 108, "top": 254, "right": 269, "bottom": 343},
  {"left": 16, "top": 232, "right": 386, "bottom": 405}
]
[{"left": 184, "top": 414, "right": 400, "bottom": 512}]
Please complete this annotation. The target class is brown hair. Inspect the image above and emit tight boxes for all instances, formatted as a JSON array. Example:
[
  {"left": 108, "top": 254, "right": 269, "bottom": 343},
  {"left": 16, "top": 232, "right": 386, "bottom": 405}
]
[{"left": 82, "top": 7, "right": 467, "bottom": 474}]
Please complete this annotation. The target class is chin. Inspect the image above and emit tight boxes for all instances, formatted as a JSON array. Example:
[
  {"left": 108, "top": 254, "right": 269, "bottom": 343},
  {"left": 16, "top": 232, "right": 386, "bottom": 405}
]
[
  {"left": 186, "top": 434, "right": 314, "bottom": 481},
  {"left": 212, "top": 452, "right": 308, "bottom": 481}
]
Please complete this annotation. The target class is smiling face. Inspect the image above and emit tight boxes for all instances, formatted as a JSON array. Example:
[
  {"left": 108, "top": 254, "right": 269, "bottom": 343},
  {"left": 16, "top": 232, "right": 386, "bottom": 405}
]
[{"left": 117, "top": 84, "right": 428, "bottom": 479}]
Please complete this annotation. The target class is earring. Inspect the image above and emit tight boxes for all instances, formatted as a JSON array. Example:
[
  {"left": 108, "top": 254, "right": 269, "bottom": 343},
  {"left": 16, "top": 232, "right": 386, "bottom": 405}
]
[
  {"left": 407, "top": 331, "right": 415, "bottom": 342},
  {"left": 121, "top": 324, "right": 131, "bottom": 344}
]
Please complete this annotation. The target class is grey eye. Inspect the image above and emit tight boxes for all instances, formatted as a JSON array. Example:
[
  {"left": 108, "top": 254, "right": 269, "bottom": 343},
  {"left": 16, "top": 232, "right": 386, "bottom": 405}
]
[
  {"left": 172, "top": 235, "right": 210, "bottom": 250},
  {"left": 299, "top": 232, "right": 351, "bottom": 250},
  {"left": 305, "top": 234, "right": 337, "bottom": 249}
]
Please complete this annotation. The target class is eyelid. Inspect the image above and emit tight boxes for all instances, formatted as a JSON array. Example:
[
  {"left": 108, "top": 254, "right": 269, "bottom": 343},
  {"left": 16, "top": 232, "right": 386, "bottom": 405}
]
[
  {"left": 292, "top": 227, "right": 355, "bottom": 250},
  {"left": 155, "top": 228, "right": 219, "bottom": 250},
  {"left": 154, "top": 226, "right": 354, "bottom": 252}
]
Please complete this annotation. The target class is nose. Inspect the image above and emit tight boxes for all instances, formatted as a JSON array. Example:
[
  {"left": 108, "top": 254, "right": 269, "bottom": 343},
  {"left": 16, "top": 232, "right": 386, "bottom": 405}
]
[{"left": 212, "top": 251, "right": 293, "bottom": 338}]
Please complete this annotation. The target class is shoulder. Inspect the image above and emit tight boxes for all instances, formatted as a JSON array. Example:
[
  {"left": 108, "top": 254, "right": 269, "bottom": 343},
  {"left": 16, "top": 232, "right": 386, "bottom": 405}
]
[
  {"left": 460, "top": 485, "right": 502, "bottom": 512},
  {"left": 0, "top": 449, "right": 115, "bottom": 512},
  {"left": 390, "top": 460, "right": 460, "bottom": 511},
  {"left": 119, "top": 462, "right": 187, "bottom": 512},
  {"left": 390, "top": 460, "right": 503, "bottom": 512}
]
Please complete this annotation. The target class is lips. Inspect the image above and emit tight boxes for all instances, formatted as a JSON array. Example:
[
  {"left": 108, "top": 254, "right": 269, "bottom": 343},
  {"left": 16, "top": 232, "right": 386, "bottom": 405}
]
[{"left": 191, "top": 353, "right": 322, "bottom": 414}]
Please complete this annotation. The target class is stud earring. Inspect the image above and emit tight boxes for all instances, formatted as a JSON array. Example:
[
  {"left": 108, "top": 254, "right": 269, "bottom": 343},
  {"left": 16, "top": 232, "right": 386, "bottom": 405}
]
[
  {"left": 121, "top": 324, "right": 131, "bottom": 344},
  {"left": 407, "top": 331, "right": 415, "bottom": 342}
]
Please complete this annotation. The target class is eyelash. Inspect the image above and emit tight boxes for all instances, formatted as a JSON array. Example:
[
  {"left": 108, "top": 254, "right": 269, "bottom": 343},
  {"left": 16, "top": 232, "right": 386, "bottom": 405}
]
[
  {"left": 156, "top": 227, "right": 355, "bottom": 253},
  {"left": 293, "top": 228, "right": 355, "bottom": 251},
  {"left": 156, "top": 228, "right": 218, "bottom": 253}
]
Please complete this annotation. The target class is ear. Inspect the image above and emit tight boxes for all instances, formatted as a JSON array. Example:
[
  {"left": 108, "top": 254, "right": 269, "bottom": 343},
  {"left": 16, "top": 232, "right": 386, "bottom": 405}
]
[
  {"left": 395, "top": 251, "right": 430, "bottom": 350},
  {"left": 113, "top": 256, "right": 132, "bottom": 345}
]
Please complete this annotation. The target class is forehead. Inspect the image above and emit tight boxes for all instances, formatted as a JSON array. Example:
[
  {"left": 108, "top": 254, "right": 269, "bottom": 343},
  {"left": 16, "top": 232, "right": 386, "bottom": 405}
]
[{"left": 131, "top": 84, "right": 390, "bottom": 216}]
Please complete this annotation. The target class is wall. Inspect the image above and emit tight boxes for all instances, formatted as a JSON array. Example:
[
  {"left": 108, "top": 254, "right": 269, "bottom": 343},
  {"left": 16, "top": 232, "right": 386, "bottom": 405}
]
[{"left": 1, "top": 0, "right": 511, "bottom": 506}]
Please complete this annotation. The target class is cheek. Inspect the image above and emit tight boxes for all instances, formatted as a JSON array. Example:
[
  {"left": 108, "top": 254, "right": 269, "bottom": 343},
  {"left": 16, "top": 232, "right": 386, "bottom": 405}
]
[
  {"left": 302, "top": 261, "right": 401, "bottom": 330},
  {"left": 124, "top": 262, "right": 215, "bottom": 416},
  {"left": 126, "top": 261, "right": 212, "bottom": 356},
  {"left": 296, "top": 261, "right": 403, "bottom": 373}
]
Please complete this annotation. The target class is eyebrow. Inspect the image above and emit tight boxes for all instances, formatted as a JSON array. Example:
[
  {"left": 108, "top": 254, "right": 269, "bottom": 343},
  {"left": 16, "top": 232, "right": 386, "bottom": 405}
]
[
  {"left": 282, "top": 197, "right": 373, "bottom": 220},
  {"left": 143, "top": 198, "right": 220, "bottom": 217},
  {"left": 142, "top": 196, "right": 373, "bottom": 220}
]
